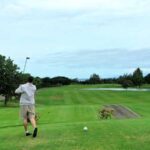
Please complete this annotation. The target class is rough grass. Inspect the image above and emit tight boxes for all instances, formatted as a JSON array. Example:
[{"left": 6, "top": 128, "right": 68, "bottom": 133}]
[{"left": 0, "top": 84, "right": 150, "bottom": 150}]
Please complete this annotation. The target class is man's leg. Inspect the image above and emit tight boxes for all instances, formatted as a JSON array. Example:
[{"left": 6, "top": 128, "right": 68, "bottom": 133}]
[
  {"left": 29, "top": 117, "right": 38, "bottom": 138},
  {"left": 23, "top": 118, "right": 32, "bottom": 136},
  {"left": 28, "top": 105, "right": 38, "bottom": 138},
  {"left": 23, "top": 118, "right": 28, "bottom": 131},
  {"left": 29, "top": 117, "right": 37, "bottom": 128},
  {"left": 20, "top": 105, "right": 32, "bottom": 136}
]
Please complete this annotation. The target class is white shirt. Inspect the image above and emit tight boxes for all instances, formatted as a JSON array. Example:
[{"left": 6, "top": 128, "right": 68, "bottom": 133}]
[{"left": 15, "top": 82, "right": 36, "bottom": 105}]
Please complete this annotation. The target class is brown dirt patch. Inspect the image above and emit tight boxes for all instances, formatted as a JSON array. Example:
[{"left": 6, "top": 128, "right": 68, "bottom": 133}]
[
  {"left": 104, "top": 104, "right": 140, "bottom": 119},
  {"left": 50, "top": 95, "right": 63, "bottom": 100}
]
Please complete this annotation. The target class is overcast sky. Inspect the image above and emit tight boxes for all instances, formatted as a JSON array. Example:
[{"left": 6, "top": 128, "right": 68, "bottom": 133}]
[{"left": 0, "top": 0, "right": 150, "bottom": 78}]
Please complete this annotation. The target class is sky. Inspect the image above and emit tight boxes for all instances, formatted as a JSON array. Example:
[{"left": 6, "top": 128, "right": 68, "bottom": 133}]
[{"left": 0, "top": 0, "right": 150, "bottom": 79}]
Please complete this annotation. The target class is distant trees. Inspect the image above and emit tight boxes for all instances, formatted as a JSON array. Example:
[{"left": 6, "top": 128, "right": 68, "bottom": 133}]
[
  {"left": 34, "top": 77, "right": 42, "bottom": 89},
  {"left": 40, "top": 76, "right": 72, "bottom": 88},
  {"left": 16, "top": 68, "right": 150, "bottom": 89},
  {"left": 0, "top": 55, "right": 20, "bottom": 105},
  {"left": 117, "top": 68, "right": 144, "bottom": 88},
  {"left": 144, "top": 73, "right": 150, "bottom": 84},
  {"left": 41, "top": 77, "right": 51, "bottom": 87},
  {"left": 78, "top": 68, "right": 149, "bottom": 86},
  {"left": 50, "top": 76, "right": 71, "bottom": 86},
  {"left": 118, "top": 74, "right": 133, "bottom": 89},
  {"left": 101, "top": 78, "right": 117, "bottom": 84},
  {"left": 87, "top": 74, "right": 101, "bottom": 84},
  {"left": 121, "top": 79, "right": 133, "bottom": 89},
  {"left": 132, "top": 68, "right": 144, "bottom": 87}
]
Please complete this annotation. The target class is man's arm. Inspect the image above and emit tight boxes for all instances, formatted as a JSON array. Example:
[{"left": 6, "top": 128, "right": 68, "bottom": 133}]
[{"left": 15, "top": 85, "right": 23, "bottom": 94}]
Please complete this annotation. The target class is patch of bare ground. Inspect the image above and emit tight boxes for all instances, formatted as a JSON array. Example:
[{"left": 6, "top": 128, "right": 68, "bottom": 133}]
[
  {"left": 49, "top": 95, "right": 63, "bottom": 100},
  {"left": 104, "top": 104, "right": 140, "bottom": 119}
]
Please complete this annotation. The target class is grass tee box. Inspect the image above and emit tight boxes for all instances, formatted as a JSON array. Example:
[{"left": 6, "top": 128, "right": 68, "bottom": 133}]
[{"left": 0, "top": 84, "right": 150, "bottom": 150}]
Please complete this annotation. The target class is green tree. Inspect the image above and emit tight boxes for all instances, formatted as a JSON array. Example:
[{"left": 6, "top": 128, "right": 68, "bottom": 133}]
[
  {"left": 50, "top": 76, "right": 72, "bottom": 86},
  {"left": 89, "top": 73, "right": 101, "bottom": 84},
  {"left": 144, "top": 73, "right": 150, "bottom": 84},
  {"left": 0, "top": 55, "right": 20, "bottom": 105},
  {"left": 20, "top": 73, "right": 31, "bottom": 83},
  {"left": 121, "top": 79, "right": 133, "bottom": 89},
  {"left": 132, "top": 68, "right": 144, "bottom": 87},
  {"left": 34, "top": 77, "right": 42, "bottom": 89},
  {"left": 41, "top": 77, "right": 51, "bottom": 87},
  {"left": 118, "top": 74, "right": 133, "bottom": 89}
]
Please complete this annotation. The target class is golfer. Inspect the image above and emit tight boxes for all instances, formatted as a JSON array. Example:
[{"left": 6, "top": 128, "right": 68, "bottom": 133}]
[{"left": 15, "top": 76, "right": 38, "bottom": 137}]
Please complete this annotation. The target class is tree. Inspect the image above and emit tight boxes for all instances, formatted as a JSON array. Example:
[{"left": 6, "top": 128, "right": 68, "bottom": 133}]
[
  {"left": 41, "top": 77, "right": 51, "bottom": 87},
  {"left": 102, "top": 78, "right": 117, "bottom": 84},
  {"left": 121, "top": 79, "right": 133, "bottom": 89},
  {"left": 118, "top": 74, "right": 132, "bottom": 83},
  {"left": 34, "top": 77, "right": 42, "bottom": 89},
  {"left": 132, "top": 68, "right": 144, "bottom": 87},
  {"left": 118, "top": 74, "right": 133, "bottom": 89},
  {"left": 0, "top": 55, "right": 20, "bottom": 105},
  {"left": 88, "top": 73, "right": 101, "bottom": 84},
  {"left": 50, "top": 76, "right": 72, "bottom": 86},
  {"left": 144, "top": 73, "right": 150, "bottom": 84}
]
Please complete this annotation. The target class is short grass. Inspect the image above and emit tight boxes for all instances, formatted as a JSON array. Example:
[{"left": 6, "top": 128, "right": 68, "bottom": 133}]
[{"left": 0, "top": 84, "right": 150, "bottom": 150}]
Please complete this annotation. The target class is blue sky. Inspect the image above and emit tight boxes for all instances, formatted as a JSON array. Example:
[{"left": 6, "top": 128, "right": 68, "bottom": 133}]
[{"left": 0, "top": 0, "right": 150, "bottom": 78}]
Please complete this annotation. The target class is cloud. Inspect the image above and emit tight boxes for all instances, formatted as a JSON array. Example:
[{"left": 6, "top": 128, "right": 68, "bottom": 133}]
[
  {"left": 1, "top": 0, "right": 150, "bottom": 30},
  {"left": 35, "top": 49, "right": 150, "bottom": 70},
  {"left": 26, "top": 48, "right": 149, "bottom": 78},
  {"left": 13, "top": 0, "right": 150, "bottom": 12},
  {"left": 13, "top": 0, "right": 126, "bottom": 11},
  {"left": 1, "top": 0, "right": 150, "bottom": 16}
]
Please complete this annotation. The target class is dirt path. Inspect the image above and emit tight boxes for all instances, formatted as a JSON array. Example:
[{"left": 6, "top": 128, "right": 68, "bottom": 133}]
[{"left": 104, "top": 104, "right": 140, "bottom": 119}]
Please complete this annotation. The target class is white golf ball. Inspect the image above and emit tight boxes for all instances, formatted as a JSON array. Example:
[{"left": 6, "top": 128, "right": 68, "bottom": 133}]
[{"left": 83, "top": 126, "right": 88, "bottom": 131}]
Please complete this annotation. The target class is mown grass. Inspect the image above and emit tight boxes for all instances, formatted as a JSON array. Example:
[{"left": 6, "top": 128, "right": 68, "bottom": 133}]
[{"left": 0, "top": 84, "right": 150, "bottom": 150}]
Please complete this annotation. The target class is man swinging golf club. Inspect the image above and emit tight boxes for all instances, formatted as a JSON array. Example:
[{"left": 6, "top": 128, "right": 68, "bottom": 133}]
[{"left": 15, "top": 76, "right": 38, "bottom": 138}]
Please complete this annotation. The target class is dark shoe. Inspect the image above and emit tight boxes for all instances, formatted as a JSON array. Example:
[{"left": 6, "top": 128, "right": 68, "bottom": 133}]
[
  {"left": 33, "top": 128, "right": 38, "bottom": 138},
  {"left": 26, "top": 132, "right": 32, "bottom": 136}
]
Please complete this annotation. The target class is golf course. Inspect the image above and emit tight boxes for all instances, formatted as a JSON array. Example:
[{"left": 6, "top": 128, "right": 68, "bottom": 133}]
[{"left": 0, "top": 84, "right": 150, "bottom": 150}]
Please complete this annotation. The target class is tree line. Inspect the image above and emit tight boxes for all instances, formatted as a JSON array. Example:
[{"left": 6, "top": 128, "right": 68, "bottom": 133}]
[{"left": 0, "top": 54, "right": 150, "bottom": 105}]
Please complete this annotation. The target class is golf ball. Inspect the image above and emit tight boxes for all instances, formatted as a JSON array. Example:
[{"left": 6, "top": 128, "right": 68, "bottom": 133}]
[{"left": 83, "top": 126, "right": 88, "bottom": 131}]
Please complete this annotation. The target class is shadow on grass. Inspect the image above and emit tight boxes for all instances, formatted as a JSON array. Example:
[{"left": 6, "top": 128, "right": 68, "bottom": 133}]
[
  {"left": 0, "top": 124, "right": 22, "bottom": 129},
  {"left": 0, "top": 122, "right": 50, "bottom": 129}
]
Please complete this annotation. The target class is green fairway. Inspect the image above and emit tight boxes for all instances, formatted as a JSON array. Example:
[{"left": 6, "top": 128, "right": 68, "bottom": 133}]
[{"left": 0, "top": 84, "right": 150, "bottom": 150}]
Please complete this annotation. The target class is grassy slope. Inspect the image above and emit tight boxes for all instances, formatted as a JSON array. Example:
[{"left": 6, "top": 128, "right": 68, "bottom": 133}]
[{"left": 0, "top": 84, "right": 150, "bottom": 150}]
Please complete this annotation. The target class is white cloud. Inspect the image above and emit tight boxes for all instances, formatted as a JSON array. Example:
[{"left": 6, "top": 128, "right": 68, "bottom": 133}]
[
  {"left": 2, "top": 4, "right": 27, "bottom": 14},
  {"left": 1, "top": 0, "right": 150, "bottom": 16},
  {"left": 25, "top": 48, "right": 150, "bottom": 78},
  {"left": 18, "top": 0, "right": 150, "bottom": 11},
  {"left": 35, "top": 49, "right": 150, "bottom": 69},
  {"left": 17, "top": 0, "right": 124, "bottom": 10}
]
